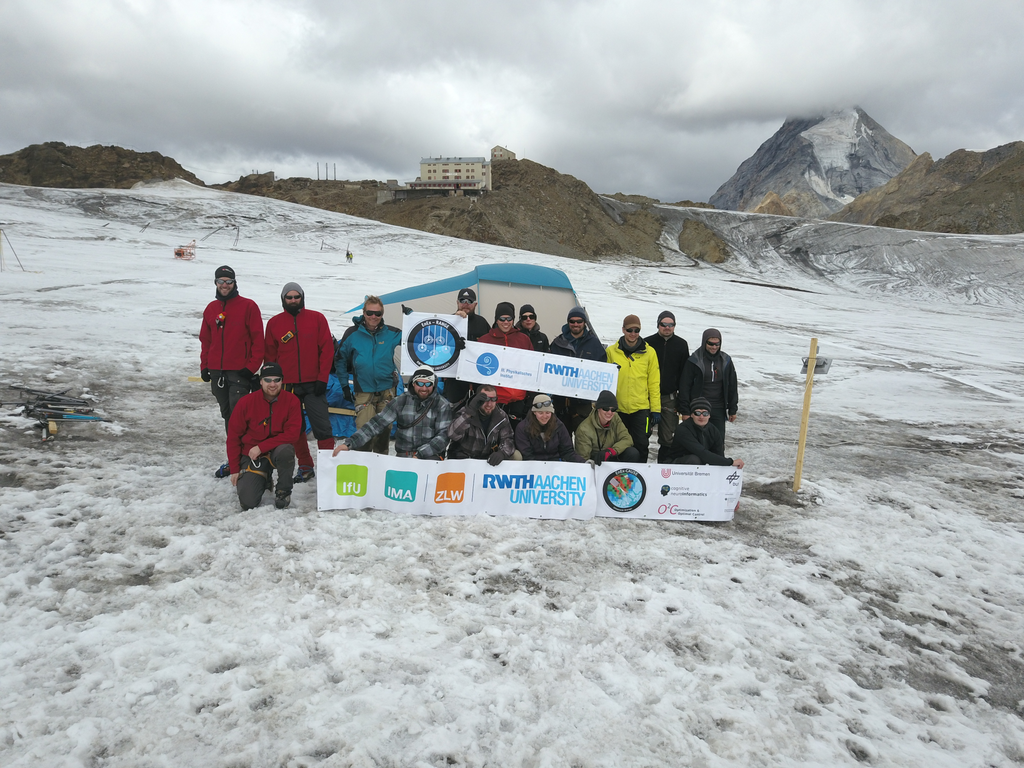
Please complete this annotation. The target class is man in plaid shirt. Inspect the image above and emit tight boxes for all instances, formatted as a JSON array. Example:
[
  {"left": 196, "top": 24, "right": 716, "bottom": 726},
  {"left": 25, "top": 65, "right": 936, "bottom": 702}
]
[{"left": 332, "top": 367, "right": 452, "bottom": 459}]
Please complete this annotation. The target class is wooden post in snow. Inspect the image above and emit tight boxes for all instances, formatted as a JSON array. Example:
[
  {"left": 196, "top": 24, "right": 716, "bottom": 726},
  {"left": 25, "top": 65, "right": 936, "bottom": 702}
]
[{"left": 793, "top": 337, "right": 818, "bottom": 493}]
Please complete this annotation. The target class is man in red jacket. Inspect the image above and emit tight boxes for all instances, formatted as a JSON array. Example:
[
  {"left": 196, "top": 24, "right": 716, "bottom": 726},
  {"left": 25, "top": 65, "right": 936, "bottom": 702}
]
[
  {"left": 264, "top": 282, "right": 334, "bottom": 483},
  {"left": 477, "top": 301, "right": 535, "bottom": 429},
  {"left": 200, "top": 265, "right": 264, "bottom": 477},
  {"left": 227, "top": 362, "right": 302, "bottom": 510}
]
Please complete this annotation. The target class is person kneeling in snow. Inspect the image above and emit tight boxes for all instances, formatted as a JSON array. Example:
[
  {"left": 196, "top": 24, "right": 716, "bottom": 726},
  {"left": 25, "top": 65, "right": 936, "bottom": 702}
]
[
  {"left": 573, "top": 390, "right": 641, "bottom": 465},
  {"left": 226, "top": 362, "right": 302, "bottom": 510},
  {"left": 333, "top": 367, "right": 452, "bottom": 459},
  {"left": 447, "top": 384, "right": 519, "bottom": 464},
  {"left": 666, "top": 397, "right": 744, "bottom": 469}
]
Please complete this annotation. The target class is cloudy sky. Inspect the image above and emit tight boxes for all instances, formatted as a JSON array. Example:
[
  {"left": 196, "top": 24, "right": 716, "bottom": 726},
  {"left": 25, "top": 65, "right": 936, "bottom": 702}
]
[{"left": 2, "top": 0, "right": 1023, "bottom": 202}]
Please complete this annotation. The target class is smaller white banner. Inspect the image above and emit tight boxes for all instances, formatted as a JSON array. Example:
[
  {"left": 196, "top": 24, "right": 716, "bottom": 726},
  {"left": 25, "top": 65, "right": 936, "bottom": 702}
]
[
  {"left": 318, "top": 451, "right": 595, "bottom": 520},
  {"left": 401, "top": 312, "right": 469, "bottom": 378},
  {"left": 456, "top": 341, "right": 618, "bottom": 400},
  {"left": 593, "top": 464, "right": 742, "bottom": 521}
]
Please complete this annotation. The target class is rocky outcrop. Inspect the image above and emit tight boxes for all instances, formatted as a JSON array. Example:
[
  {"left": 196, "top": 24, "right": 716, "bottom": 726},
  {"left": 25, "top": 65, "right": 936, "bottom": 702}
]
[
  {"left": 831, "top": 142, "right": 1024, "bottom": 234},
  {"left": 0, "top": 142, "right": 204, "bottom": 188},
  {"left": 752, "top": 191, "right": 794, "bottom": 216},
  {"left": 677, "top": 219, "right": 732, "bottom": 263},
  {"left": 709, "top": 108, "right": 916, "bottom": 218}
]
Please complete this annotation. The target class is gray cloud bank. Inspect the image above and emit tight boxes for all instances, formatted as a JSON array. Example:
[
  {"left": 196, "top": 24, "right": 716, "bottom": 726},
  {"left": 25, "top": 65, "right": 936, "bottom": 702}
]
[{"left": 3, "top": 0, "right": 1023, "bottom": 202}]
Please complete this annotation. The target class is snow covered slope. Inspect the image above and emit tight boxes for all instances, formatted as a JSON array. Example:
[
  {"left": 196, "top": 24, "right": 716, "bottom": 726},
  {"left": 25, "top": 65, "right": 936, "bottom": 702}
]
[{"left": 2, "top": 181, "right": 1024, "bottom": 767}]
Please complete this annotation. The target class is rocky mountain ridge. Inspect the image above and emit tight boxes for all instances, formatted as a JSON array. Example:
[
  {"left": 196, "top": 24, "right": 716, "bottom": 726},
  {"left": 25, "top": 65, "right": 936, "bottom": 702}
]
[
  {"left": 710, "top": 108, "right": 917, "bottom": 218},
  {"left": 0, "top": 142, "right": 204, "bottom": 189}
]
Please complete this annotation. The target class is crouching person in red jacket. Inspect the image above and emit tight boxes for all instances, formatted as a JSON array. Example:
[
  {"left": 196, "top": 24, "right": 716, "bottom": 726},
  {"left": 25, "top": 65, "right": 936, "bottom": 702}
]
[{"left": 226, "top": 362, "right": 303, "bottom": 510}]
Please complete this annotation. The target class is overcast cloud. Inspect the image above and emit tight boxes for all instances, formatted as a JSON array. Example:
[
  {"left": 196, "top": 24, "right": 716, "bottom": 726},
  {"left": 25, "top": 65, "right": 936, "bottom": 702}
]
[{"left": 2, "top": 0, "right": 1023, "bottom": 202}]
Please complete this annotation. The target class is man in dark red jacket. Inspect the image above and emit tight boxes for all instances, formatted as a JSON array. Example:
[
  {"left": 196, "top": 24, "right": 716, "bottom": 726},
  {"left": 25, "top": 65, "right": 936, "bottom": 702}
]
[
  {"left": 200, "top": 265, "right": 264, "bottom": 476},
  {"left": 478, "top": 301, "right": 535, "bottom": 428},
  {"left": 227, "top": 363, "right": 302, "bottom": 510},
  {"left": 264, "top": 282, "right": 334, "bottom": 483}
]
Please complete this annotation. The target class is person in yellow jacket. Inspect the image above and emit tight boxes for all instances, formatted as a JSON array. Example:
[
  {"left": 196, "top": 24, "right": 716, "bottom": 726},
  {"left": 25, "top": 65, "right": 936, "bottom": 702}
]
[{"left": 606, "top": 314, "right": 660, "bottom": 462}]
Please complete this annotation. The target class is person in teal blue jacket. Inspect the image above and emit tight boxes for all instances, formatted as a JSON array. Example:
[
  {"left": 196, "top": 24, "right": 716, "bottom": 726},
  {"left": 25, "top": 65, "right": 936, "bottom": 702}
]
[{"left": 335, "top": 296, "right": 402, "bottom": 454}]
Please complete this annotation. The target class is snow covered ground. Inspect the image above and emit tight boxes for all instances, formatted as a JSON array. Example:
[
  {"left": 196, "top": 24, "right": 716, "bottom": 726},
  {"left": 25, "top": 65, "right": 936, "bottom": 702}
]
[{"left": 2, "top": 180, "right": 1024, "bottom": 767}]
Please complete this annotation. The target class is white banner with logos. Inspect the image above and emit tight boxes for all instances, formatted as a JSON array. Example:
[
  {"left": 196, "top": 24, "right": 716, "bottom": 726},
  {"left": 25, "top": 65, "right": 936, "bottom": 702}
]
[
  {"left": 318, "top": 451, "right": 595, "bottom": 519},
  {"left": 400, "top": 312, "right": 469, "bottom": 378},
  {"left": 317, "top": 451, "right": 740, "bottom": 522},
  {"left": 594, "top": 464, "right": 742, "bottom": 522},
  {"left": 456, "top": 341, "right": 618, "bottom": 400}
]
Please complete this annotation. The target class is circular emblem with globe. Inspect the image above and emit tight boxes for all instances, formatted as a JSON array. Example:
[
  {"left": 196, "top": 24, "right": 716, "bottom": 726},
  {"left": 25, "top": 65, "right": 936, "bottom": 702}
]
[
  {"left": 475, "top": 352, "right": 500, "bottom": 377},
  {"left": 406, "top": 319, "right": 461, "bottom": 373},
  {"left": 602, "top": 468, "right": 647, "bottom": 513}
]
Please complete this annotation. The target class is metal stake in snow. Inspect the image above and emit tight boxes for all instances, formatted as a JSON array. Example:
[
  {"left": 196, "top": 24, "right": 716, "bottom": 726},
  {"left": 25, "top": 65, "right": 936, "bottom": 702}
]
[{"left": 793, "top": 338, "right": 831, "bottom": 492}]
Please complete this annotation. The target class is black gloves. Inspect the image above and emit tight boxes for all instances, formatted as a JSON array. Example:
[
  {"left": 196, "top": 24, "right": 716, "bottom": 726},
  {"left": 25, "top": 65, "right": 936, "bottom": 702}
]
[
  {"left": 239, "top": 368, "right": 254, "bottom": 380},
  {"left": 200, "top": 368, "right": 211, "bottom": 382},
  {"left": 313, "top": 381, "right": 327, "bottom": 397},
  {"left": 466, "top": 391, "right": 488, "bottom": 413},
  {"left": 455, "top": 336, "right": 466, "bottom": 351},
  {"left": 590, "top": 449, "right": 603, "bottom": 466},
  {"left": 650, "top": 412, "right": 661, "bottom": 427},
  {"left": 402, "top": 304, "right": 413, "bottom": 315},
  {"left": 487, "top": 451, "right": 505, "bottom": 466},
  {"left": 342, "top": 385, "right": 353, "bottom": 403}
]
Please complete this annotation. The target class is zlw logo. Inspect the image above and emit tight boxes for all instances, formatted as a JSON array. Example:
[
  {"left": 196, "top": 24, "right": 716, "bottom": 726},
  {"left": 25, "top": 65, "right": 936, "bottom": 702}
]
[{"left": 435, "top": 473, "right": 466, "bottom": 503}]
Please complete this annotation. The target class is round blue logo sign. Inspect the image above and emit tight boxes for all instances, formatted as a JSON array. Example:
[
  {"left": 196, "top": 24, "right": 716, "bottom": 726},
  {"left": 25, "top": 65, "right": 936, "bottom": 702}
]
[
  {"left": 406, "top": 319, "right": 461, "bottom": 372},
  {"left": 476, "top": 352, "right": 500, "bottom": 377}
]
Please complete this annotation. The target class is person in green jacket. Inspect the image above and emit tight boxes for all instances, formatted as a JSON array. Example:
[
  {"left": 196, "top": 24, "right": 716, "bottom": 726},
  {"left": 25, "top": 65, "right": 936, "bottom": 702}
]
[
  {"left": 606, "top": 314, "right": 660, "bottom": 462},
  {"left": 574, "top": 390, "right": 641, "bottom": 465}
]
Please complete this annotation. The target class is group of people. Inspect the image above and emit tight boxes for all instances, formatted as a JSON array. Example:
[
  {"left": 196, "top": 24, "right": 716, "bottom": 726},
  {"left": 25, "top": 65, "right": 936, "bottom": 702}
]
[{"left": 199, "top": 267, "right": 743, "bottom": 511}]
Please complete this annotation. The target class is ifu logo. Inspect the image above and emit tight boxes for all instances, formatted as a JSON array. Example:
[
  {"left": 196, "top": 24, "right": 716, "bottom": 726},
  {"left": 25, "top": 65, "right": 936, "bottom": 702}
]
[
  {"left": 406, "top": 318, "right": 461, "bottom": 372},
  {"left": 475, "top": 352, "right": 500, "bottom": 377},
  {"left": 602, "top": 468, "right": 647, "bottom": 513},
  {"left": 384, "top": 470, "right": 417, "bottom": 502},
  {"left": 435, "top": 472, "right": 466, "bottom": 503},
  {"left": 336, "top": 465, "right": 368, "bottom": 497}
]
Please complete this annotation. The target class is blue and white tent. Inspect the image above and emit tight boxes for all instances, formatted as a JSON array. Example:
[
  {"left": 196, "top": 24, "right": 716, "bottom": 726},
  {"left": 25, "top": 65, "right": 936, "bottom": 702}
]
[{"left": 347, "top": 263, "right": 581, "bottom": 327}]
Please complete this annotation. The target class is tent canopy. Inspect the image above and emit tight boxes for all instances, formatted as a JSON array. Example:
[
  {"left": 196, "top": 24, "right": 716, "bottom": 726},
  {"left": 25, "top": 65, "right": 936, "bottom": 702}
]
[{"left": 349, "top": 263, "right": 582, "bottom": 330}]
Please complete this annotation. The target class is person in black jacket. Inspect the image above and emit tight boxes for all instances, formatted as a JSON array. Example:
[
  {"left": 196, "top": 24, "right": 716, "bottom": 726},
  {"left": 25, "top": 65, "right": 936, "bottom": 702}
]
[
  {"left": 668, "top": 398, "right": 744, "bottom": 468},
  {"left": 443, "top": 287, "right": 491, "bottom": 407},
  {"left": 550, "top": 306, "right": 605, "bottom": 433},
  {"left": 679, "top": 327, "right": 738, "bottom": 445},
  {"left": 644, "top": 310, "right": 689, "bottom": 463},
  {"left": 516, "top": 304, "right": 550, "bottom": 353},
  {"left": 515, "top": 394, "right": 586, "bottom": 462}
]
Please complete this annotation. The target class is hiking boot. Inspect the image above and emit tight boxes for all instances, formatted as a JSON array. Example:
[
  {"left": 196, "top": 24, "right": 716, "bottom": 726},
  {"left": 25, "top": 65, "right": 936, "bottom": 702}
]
[
  {"left": 274, "top": 489, "right": 291, "bottom": 509},
  {"left": 214, "top": 463, "right": 231, "bottom": 479},
  {"left": 293, "top": 466, "right": 315, "bottom": 483}
]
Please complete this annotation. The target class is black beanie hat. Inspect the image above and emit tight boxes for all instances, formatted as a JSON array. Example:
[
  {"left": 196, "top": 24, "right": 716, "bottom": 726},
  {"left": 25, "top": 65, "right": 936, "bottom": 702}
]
[
  {"left": 690, "top": 397, "right": 712, "bottom": 414},
  {"left": 595, "top": 390, "right": 618, "bottom": 411},
  {"left": 658, "top": 310, "right": 676, "bottom": 325},
  {"left": 215, "top": 265, "right": 236, "bottom": 281},
  {"left": 567, "top": 306, "right": 587, "bottom": 322},
  {"left": 260, "top": 362, "right": 283, "bottom": 379},
  {"left": 495, "top": 301, "right": 516, "bottom": 321},
  {"left": 519, "top": 304, "right": 536, "bottom": 318}
]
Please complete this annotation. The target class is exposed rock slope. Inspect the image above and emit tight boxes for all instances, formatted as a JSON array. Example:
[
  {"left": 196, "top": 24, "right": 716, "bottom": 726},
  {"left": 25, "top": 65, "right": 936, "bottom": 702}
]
[
  {"left": 831, "top": 142, "right": 1024, "bottom": 234},
  {"left": 0, "top": 142, "right": 204, "bottom": 189},
  {"left": 710, "top": 108, "right": 916, "bottom": 218}
]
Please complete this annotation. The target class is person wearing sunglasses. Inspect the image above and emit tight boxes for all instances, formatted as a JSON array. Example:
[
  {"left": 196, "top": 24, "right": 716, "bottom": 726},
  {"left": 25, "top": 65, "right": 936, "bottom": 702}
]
[
  {"left": 333, "top": 366, "right": 452, "bottom": 460},
  {"left": 515, "top": 304, "right": 550, "bottom": 353},
  {"left": 549, "top": 306, "right": 606, "bottom": 432},
  {"left": 477, "top": 301, "right": 534, "bottom": 428},
  {"left": 515, "top": 394, "right": 586, "bottom": 463},
  {"left": 679, "top": 328, "right": 738, "bottom": 445},
  {"left": 605, "top": 314, "right": 660, "bottom": 463},
  {"left": 443, "top": 287, "right": 491, "bottom": 407},
  {"left": 573, "top": 390, "right": 641, "bottom": 465},
  {"left": 447, "top": 384, "right": 518, "bottom": 464},
  {"left": 644, "top": 310, "right": 690, "bottom": 463},
  {"left": 200, "top": 265, "right": 265, "bottom": 478},
  {"left": 335, "top": 296, "right": 402, "bottom": 456},
  {"left": 264, "top": 282, "right": 336, "bottom": 484},
  {"left": 666, "top": 397, "right": 744, "bottom": 469},
  {"left": 226, "top": 362, "right": 303, "bottom": 510}
]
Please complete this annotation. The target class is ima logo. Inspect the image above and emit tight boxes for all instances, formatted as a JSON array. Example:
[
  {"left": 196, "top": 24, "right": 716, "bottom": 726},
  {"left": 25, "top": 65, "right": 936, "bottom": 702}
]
[
  {"left": 384, "top": 470, "right": 417, "bottom": 502},
  {"left": 336, "top": 465, "right": 368, "bottom": 497},
  {"left": 435, "top": 472, "right": 466, "bottom": 503}
]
